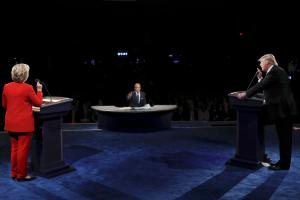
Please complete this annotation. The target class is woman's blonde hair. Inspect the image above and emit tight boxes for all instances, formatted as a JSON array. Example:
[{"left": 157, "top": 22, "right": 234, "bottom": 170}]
[{"left": 11, "top": 63, "right": 30, "bottom": 83}]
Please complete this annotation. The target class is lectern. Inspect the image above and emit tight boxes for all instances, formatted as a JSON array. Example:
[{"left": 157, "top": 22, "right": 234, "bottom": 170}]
[
  {"left": 226, "top": 91, "right": 265, "bottom": 169},
  {"left": 31, "top": 96, "right": 74, "bottom": 178}
]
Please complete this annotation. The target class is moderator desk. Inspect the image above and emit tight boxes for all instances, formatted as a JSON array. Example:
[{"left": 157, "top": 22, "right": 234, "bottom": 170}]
[{"left": 91, "top": 105, "right": 177, "bottom": 131}]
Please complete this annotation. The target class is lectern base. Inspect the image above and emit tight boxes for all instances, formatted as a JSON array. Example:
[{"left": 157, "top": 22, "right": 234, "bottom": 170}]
[
  {"left": 226, "top": 157, "right": 262, "bottom": 170},
  {"left": 32, "top": 164, "right": 75, "bottom": 178}
]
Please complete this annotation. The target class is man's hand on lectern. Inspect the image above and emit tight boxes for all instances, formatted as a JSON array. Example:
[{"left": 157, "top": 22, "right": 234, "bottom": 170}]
[{"left": 237, "top": 92, "right": 246, "bottom": 100}]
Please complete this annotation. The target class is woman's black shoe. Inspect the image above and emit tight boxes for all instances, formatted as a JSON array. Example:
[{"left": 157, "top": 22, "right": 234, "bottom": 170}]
[{"left": 16, "top": 175, "right": 36, "bottom": 182}]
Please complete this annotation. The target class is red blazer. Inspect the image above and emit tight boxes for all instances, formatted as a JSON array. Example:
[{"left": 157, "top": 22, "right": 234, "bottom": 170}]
[{"left": 2, "top": 82, "right": 43, "bottom": 132}]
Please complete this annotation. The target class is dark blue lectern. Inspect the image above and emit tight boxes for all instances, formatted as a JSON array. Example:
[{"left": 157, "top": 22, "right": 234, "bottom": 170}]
[
  {"left": 31, "top": 96, "right": 74, "bottom": 178},
  {"left": 226, "top": 91, "right": 265, "bottom": 169}
]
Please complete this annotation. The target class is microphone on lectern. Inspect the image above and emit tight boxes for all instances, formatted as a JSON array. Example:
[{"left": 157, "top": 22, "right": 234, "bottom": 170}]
[{"left": 246, "top": 71, "right": 258, "bottom": 91}]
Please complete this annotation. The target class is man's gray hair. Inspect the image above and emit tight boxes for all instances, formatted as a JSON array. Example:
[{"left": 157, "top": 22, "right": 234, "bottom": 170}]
[{"left": 258, "top": 54, "right": 278, "bottom": 66}]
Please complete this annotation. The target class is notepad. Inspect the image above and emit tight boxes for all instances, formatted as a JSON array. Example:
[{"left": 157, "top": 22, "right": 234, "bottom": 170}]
[
  {"left": 118, "top": 107, "right": 131, "bottom": 110},
  {"left": 32, "top": 106, "right": 40, "bottom": 112},
  {"left": 43, "top": 98, "right": 61, "bottom": 103}
]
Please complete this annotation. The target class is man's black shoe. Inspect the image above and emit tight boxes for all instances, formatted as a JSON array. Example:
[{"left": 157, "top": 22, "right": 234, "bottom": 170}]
[
  {"left": 270, "top": 161, "right": 281, "bottom": 167},
  {"left": 268, "top": 164, "right": 290, "bottom": 170},
  {"left": 262, "top": 154, "right": 272, "bottom": 164}
]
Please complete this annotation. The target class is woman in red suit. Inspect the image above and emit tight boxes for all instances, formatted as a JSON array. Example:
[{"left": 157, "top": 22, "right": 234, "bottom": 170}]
[{"left": 2, "top": 63, "right": 43, "bottom": 181}]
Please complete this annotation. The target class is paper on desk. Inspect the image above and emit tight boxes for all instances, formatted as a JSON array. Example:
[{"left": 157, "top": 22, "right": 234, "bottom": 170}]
[
  {"left": 118, "top": 107, "right": 131, "bottom": 110},
  {"left": 43, "top": 98, "right": 61, "bottom": 103},
  {"left": 32, "top": 106, "right": 40, "bottom": 112}
]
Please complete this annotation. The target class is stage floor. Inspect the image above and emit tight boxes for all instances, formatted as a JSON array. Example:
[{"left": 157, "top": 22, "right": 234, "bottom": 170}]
[{"left": 0, "top": 122, "right": 300, "bottom": 200}]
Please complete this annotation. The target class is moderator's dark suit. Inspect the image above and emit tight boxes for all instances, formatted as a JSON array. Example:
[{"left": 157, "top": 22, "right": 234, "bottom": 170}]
[
  {"left": 127, "top": 91, "right": 147, "bottom": 107},
  {"left": 246, "top": 65, "right": 297, "bottom": 168}
]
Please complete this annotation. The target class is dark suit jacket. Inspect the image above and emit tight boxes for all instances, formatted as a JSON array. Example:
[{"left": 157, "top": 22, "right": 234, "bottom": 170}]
[
  {"left": 127, "top": 91, "right": 146, "bottom": 107},
  {"left": 2, "top": 82, "right": 43, "bottom": 132},
  {"left": 246, "top": 65, "right": 297, "bottom": 122}
]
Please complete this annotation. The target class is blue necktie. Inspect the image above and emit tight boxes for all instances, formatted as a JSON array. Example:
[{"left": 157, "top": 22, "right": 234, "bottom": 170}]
[{"left": 137, "top": 92, "right": 140, "bottom": 103}]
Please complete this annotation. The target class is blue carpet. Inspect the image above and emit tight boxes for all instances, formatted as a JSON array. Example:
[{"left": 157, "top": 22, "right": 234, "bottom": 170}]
[{"left": 0, "top": 123, "right": 300, "bottom": 199}]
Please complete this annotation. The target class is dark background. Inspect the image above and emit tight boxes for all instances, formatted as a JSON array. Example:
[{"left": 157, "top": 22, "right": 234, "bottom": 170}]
[{"left": 0, "top": 1, "right": 300, "bottom": 122}]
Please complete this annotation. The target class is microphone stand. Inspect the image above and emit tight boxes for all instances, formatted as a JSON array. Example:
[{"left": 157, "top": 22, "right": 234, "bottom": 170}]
[
  {"left": 246, "top": 71, "right": 258, "bottom": 91},
  {"left": 43, "top": 83, "right": 53, "bottom": 103}
]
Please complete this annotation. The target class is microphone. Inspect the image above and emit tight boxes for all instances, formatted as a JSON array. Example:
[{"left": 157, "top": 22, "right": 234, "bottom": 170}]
[
  {"left": 35, "top": 79, "right": 52, "bottom": 103},
  {"left": 35, "top": 79, "right": 44, "bottom": 85},
  {"left": 246, "top": 71, "right": 258, "bottom": 91}
]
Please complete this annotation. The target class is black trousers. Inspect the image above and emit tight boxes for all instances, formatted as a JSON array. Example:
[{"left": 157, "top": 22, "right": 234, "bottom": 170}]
[{"left": 275, "top": 117, "right": 293, "bottom": 167}]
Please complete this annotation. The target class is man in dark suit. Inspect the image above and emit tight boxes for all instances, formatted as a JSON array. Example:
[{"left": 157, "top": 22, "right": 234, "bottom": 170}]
[
  {"left": 127, "top": 83, "right": 147, "bottom": 107},
  {"left": 238, "top": 54, "right": 297, "bottom": 170}
]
